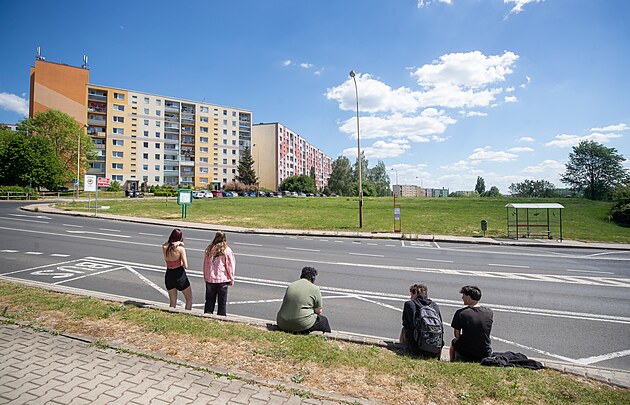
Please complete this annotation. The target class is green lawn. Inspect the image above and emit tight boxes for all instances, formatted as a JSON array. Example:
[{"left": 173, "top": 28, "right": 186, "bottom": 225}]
[{"left": 57, "top": 196, "right": 630, "bottom": 243}]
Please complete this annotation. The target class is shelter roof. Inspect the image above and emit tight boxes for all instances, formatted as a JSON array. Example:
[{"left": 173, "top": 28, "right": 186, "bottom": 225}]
[{"left": 505, "top": 203, "right": 564, "bottom": 209}]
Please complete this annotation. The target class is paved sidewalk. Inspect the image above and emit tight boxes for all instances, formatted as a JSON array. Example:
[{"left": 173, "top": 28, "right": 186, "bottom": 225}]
[{"left": 0, "top": 322, "right": 364, "bottom": 405}]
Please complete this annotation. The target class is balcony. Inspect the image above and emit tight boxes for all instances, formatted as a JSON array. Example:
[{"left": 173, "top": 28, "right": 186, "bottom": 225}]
[
  {"left": 88, "top": 92, "right": 107, "bottom": 101},
  {"left": 165, "top": 102, "right": 180, "bottom": 112},
  {"left": 179, "top": 159, "right": 194, "bottom": 167},
  {"left": 164, "top": 113, "right": 179, "bottom": 122},
  {"left": 88, "top": 117, "right": 107, "bottom": 126}
]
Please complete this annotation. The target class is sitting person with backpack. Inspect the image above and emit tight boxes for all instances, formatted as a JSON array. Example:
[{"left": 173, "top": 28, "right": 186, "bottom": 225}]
[{"left": 400, "top": 283, "right": 444, "bottom": 358}]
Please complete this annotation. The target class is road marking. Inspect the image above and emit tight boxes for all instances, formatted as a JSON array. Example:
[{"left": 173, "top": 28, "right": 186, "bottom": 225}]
[
  {"left": 286, "top": 247, "right": 320, "bottom": 252},
  {"left": 567, "top": 269, "right": 614, "bottom": 275},
  {"left": 352, "top": 241, "right": 362, "bottom": 244},
  {"left": 434, "top": 241, "right": 441, "bottom": 249},
  {"left": 587, "top": 251, "right": 628, "bottom": 257},
  {"left": 62, "top": 224, "right": 83, "bottom": 227},
  {"left": 488, "top": 263, "right": 531, "bottom": 269},
  {"left": 25, "top": 252, "right": 43, "bottom": 255},
  {"left": 50, "top": 254, "right": 71, "bottom": 257},
  {"left": 0, "top": 216, "right": 48, "bottom": 224},
  {"left": 367, "top": 243, "right": 378, "bottom": 246},
  {"left": 0, "top": 250, "right": 18, "bottom": 253},
  {"left": 574, "top": 349, "right": 630, "bottom": 365},
  {"left": 348, "top": 253, "right": 384, "bottom": 257},
  {"left": 98, "top": 228, "right": 120, "bottom": 232},
  {"left": 138, "top": 232, "right": 162, "bottom": 236},
  {"left": 8, "top": 214, "right": 51, "bottom": 220},
  {"left": 416, "top": 258, "right": 453, "bottom": 263},
  {"left": 234, "top": 242, "right": 263, "bottom": 247},
  {"left": 185, "top": 237, "right": 207, "bottom": 241},
  {"left": 386, "top": 244, "right": 396, "bottom": 247},
  {"left": 1, "top": 258, "right": 79, "bottom": 276},
  {"left": 320, "top": 239, "right": 329, "bottom": 242},
  {"left": 54, "top": 265, "right": 124, "bottom": 285},
  {"left": 490, "top": 335, "right": 577, "bottom": 363},
  {"left": 66, "top": 230, "right": 130, "bottom": 238},
  {"left": 124, "top": 264, "right": 184, "bottom": 306},
  {"left": 334, "top": 240, "right": 344, "bottom": 243}
]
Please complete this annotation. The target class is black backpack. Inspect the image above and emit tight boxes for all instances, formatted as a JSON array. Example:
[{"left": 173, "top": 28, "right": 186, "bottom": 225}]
[{"left": 413, "top": 301, "right": 444, "bottom": 354}]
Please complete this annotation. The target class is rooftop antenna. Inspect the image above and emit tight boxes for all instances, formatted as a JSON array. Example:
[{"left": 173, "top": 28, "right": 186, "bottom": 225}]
[
  {"left": 36, "top": 47, "right": 45, "bottom": 61},
  {"left": 82, "top": 55, "right": 89, "bottom": 69}
]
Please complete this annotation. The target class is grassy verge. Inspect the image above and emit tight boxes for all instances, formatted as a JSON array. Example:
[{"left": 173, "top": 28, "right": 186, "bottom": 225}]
[
  {"left": 56, "top": 196, "right": 630, "bottom": 243},
  {"left": 1, "top": 282, "right": 627, "bottom": 404}
]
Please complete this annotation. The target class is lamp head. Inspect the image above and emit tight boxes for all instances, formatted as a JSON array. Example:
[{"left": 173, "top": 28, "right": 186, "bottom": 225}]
[{"left": 349, "top": 70, "right": 356, "bottom": 78}]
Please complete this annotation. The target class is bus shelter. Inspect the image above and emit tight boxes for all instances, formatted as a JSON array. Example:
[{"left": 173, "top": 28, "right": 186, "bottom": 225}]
[{"left": 505, "top": 203, "right": 564, "bottom": 241}]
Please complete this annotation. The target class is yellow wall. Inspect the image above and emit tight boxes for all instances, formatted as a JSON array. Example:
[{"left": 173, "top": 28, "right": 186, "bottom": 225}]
[{"left": 252, "top": 124, "right": 278, "bottom": 190}]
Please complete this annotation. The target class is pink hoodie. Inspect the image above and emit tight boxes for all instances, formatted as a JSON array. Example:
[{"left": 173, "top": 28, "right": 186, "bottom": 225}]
[{"left": 203, "top": 246, "right": 235, "bottom": 284}]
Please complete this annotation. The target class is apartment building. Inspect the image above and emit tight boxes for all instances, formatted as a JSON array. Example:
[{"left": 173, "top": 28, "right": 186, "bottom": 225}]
[
  {"left": 393, "top": 184, "right": 450, "bottom": 197},
  {"left": 252, "top": 123, "right": 333, "bottom": 191},
  {"left": 29, "top": 58, "right": 251, "bottom": 190}
]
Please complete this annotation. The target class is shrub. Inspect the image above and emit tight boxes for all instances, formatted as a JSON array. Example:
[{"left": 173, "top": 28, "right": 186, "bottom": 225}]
[{"left": 610, "top": 184, "right": 630, "bottom": 225}]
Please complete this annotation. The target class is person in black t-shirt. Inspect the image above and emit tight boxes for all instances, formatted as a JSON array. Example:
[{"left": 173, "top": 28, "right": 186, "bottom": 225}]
[{"left": 450, "top": 285, "right": 493, "bottom": 362}]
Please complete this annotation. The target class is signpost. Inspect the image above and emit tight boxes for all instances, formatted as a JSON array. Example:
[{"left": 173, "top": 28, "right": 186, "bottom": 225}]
[
  {"left": 177, "top": 189, "right": 193, "bottom": 219},
  {"left": 394, "top": 206, "right": 401, "bottom": 233}
]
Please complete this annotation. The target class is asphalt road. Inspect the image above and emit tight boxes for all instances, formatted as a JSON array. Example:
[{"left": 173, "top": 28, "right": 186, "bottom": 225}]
[{"left": 1, "top": 201, "right": 629, "bottom": 371}]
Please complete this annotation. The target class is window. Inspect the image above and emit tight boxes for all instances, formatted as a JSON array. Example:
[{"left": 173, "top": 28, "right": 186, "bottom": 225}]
[
  {"left": 199, "top": 157, "right": 208, "bottom": 163},
  {"left": 112, "top": 175, "right": 123, "bottom": 181},
  {"left": 114, "top": 93, "right": 124, "bottom": 100},
  {"left": 143, "top": 108, "right": 149, "bottom": 115},
  {"left": 200, "top": 127, "right": 208, "bottom": 133},
  {"left": 200, "top": 167, "right": 208, "bottom": 174},
  {"left": 200, "top": 137, "right": 208, "bottom": 143},
  {"left": 232, "top": 140, "right": 237, "bottom": 146},
  {"left": 143, "top": 175, "right": 148, "bottom": 182},
  {"left": 200, "top": 147, "right": 208, "bottom": 153},
  {"left": 144, "top": 97, "right": 149, "bottom": 104},
  {"left": 199, "top": 177, "right": 208, "bottom": 184},
  {"left": 113, "top": 116, "right": 124, "bottom": 123},
  {"left": 154, "top": 176, "right": 160, "bottom": 182},
  {"left": 232, "top": 159, "right": 237, "bottom": 165},
  {"left": 112, "top": 163, "right": 123, "bottom": 170},
  {"left": 200, "top": 106, "right": 209, "bottom": 113},
  {"left": 156, "top": 110, "right": 161, "bottom": 116},
  {"left": 223, "top": 159, "right": 228, "bottom": 164},
  {"left": 143, "top": 153, "right": 149, "bottom": 159},
  {"left": 144, "top": 119, "right": 149, "bottom": 125},
  {"left": 144, "top": 131, "right": 149, "bottom": 137},
  {"left": 91, "top": 162, "right": 105, "bottom": 170},
  {"left": 155, "top": 154, "right": 160, "bottom": 160},
  {"left": 112, "top": 128, "right": 124, "bottom": 134},
  {"left": 155, "top": 132, "right": 160, "bottom": 138},
  {"left": 142, "top": 165, "right": 148, "bottom": 171},
  {"left": 223, "top": 120, "right": 227, "bottom": 125},
  {"left": 156, "top": 121, "right": 161, "bottom": 127},
  {"left": 223, "top": 129, "right": 227, "bottom": 135},
  {"left": 155, "top": 165, "right": 160, "bottom": 170},
  {"left": 232, "top": 150, "right": 236, "bottom": 155},
  {"left": 223, "top": 139, "right": 227, "bottom": 145},
  {"left": 232, "top": 121, "right": 236, "bottom": 126},
  {"left": 223, "top": 110, "right": 227, "bottom": 115},
  {"left": 155, "top": 143, "right": 160, "bottom": 149},
  {"left": 200, "top": 116, "right": 208, "bottom": 123},
  {"left": 143, "top": 142, "right": 149, "bottom": 147},
  {"left": 113, "top": 104, "right": 124, "bottom": 111},
  {"left": 156, "top": 99, "right": 161, "bottom": 106},
  {"left": 112, "top": 140, "right": 124, "bottom": 146},
  {"left": 223, "top": 168, "right": 227, "bottom": 174},
  {"left": 112, "top": 151, "right": 124, "bottom": 158}
]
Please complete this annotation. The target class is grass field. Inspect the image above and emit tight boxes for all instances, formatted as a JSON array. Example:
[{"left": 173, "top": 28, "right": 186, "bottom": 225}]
[
  {"left": 57, "top": 196, "right": 630, "bottom": 243},
  {"left": 2, "top": 282, "right": 628, "bottom": 405}
]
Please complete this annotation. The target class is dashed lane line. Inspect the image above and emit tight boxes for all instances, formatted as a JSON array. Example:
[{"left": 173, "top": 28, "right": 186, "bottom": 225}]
[
  {"left": 286, "top": 247, "right": 320, "bottom": 252},
  {"left": 0, "top": 216, "right": 48, "bottom": 224},
  {"left": 416, "top": 258, "right": 454, "bottom": 263}
]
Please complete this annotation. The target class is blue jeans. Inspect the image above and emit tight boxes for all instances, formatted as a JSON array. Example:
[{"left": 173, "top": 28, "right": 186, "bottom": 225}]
[{"left": 205, "top": 282, "right": 229, "bottom": 315}]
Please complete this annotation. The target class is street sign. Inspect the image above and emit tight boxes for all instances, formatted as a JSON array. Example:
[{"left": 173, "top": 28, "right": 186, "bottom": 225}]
[
  {"left": 84, "top": 175, "right": 97, "bottom": 192},
  {"left": 97, "top": 177, "right": 110, "bottom": 187},
  {"left": 73, "top": 179, "right": 79, "bottom": 186}
]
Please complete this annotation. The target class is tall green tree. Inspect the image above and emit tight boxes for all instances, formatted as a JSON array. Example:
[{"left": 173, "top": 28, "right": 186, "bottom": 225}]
[
  {"left": 480, "top": 186, "right": 501, "bottom": 197},
  {"left": 18, "top": 109, "right": 93, "bottom": 180},
  {"left": 561, "top": 140, "right": 629, "bottom": 200},
  {"left": 0, "top": 130, "right": 65, "bottom": 189},
  {"left": 475, "top": 176, "right": 486, "bottom": 195},
  {"left": 367, "top": 161, "right": 391, "bottom": 196},
  {"left": 235, "top": 147, "right": 259, "bottom": 185},
  {"left": 280, "top": 174, "right": 315, "bottom": 194},
  {"left": 327, "top": 156, "right": 353, "bottom": 196},
  {"left": 509, "top": 179, "right": 557, "bottom": 197}
]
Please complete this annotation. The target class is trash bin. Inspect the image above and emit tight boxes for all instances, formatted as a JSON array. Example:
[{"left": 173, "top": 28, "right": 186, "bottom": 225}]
[{"left": 481, "top": 220, "right": 487, "bottom": 237}]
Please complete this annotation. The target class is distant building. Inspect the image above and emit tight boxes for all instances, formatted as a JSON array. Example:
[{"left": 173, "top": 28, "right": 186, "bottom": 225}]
[
  {"left": 29, "top": 58, "right": 251, "bottom": 191},
  {"left": 393, "top": 184, "right": 449, "bottom": 197},
  {"left": 0, "top": 124, "right": 18, "bottom": 131},
  {"left": 252, "top": 123, "right": 333, "bottom": 191}
]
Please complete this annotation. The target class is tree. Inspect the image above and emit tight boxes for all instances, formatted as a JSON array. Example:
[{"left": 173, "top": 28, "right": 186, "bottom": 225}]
[
  {"left": 0, "top": 130, "right": 66, "bottom": 190},
  {"left": 235, "top": 147, "right": 259, "bottom": 185},
  {"left": 280, "top": 174, "right": 316, "bottom": 194},
  {"left": 561, "top": 140, "right": 629, "bottom": 200},
  {"left": 18, "top": 109, "right": 94, "bottom": 181},
  {"left": 610, "top": 183, "right": 630, "bottom": 225},
  {"left": 309, "top": 165, "right": 316, "bottom": 187},
  {"left": 480, "top": 186, "right": 501, "bottom": 197},
  {"left": 367, "top": 161, "right": 391, "bottom": 197},
  {"left": 327, "top": 156, "right": 353, "bottom": 196},
  {"left": 475, "top": 176, "right": 486, "bottom": 195},
  {"left": 509, "top": 179, "right": 557, "bottom": 197}
]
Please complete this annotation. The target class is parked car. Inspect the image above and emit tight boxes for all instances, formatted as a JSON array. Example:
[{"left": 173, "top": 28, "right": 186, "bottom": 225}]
[
  {"left": 192, "top": 191, "right": 205, "bottom": 199},
  {"left": 203, "top": 191, "right": 213, "bottom": 198},
  {"left": 211, "top": 190, "right": 223, "bottom": 198}
]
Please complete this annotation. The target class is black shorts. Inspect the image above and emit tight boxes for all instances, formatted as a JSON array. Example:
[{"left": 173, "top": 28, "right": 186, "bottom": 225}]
[{"left": 165, "top": 266, "right": 191, "bottom": 291}]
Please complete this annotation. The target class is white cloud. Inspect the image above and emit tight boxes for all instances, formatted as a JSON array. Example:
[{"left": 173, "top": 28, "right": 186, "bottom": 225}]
[
  {"left": 0, "top": 92, "right": 28, "bottom": 116},
  {"left": 518, "top": 136, "right": 535, "bottom": 142},
  {"left": 545, "top": 132, "right": 623, "bottom": 148},
  {"left": 590, "top": 123, "right": 628, "bottom": 132},
  {"left": 418, "top": 0, "right": 452, "bottom": 8},
  {"left": 504, "top": 95, "right": 518, "bottom": 103},
  {"left": 337, "top": 110, "right": 456, "bottom": 140},
  {"left": 468, "top": 146, "right": 518, "bottom": 163},
  {"left": 459, "top": 110, "right": 488, "bottom": 117},
  {"left": 282, "top": 60, "right": 292, "bottom": 66},
  {"left": 507, "top": 146, "right": 534, "bottom": 153},
  {"left": 299, "top": 63, "right": 313, "bottom": 69},
  {"left": 505, "top": 0, "right": 544, "bottom": 15},
  {"left": 505, "top": 86, "right": 516, "bottom": 92},
  {"left": 342, "top": 140, "right": 411, "bottom": 159},
  {"left": 440, "top": 160, "right": 470, "bottom": 171},
  {"left": 522, "top": 159, "right": 565, "bottom": 175}
]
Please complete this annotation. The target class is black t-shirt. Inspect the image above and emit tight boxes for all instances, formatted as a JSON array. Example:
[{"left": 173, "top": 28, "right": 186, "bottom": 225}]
[{"left": 451, "top": 306, "right": 493, "bottom": 361}]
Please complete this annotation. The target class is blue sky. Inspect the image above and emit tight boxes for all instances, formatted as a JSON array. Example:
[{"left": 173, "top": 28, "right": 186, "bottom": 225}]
[{"left": 1, "top": 0, "right": 628, "bottom": 193}]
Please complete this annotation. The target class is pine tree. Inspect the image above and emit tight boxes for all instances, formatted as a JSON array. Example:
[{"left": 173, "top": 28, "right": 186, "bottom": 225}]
[{"left": 235, "top": 147, "right": 259, "bottom": 185}]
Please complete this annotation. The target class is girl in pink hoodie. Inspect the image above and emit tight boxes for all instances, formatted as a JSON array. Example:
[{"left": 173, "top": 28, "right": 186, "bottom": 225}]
[{"left": 203, "top": 231, "right": 235, "bottom": 315}]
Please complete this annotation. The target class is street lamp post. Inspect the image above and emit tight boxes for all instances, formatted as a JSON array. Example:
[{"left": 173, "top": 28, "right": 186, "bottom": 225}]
[
  {"left": 76, "top": 129, "right": 81, "bottom": 201},
  {"left": 391, "top": 167, "right": 399, "bottom": 197},
  {"left": 349, "top": 70, "right": 363, "bottom": 228}
]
